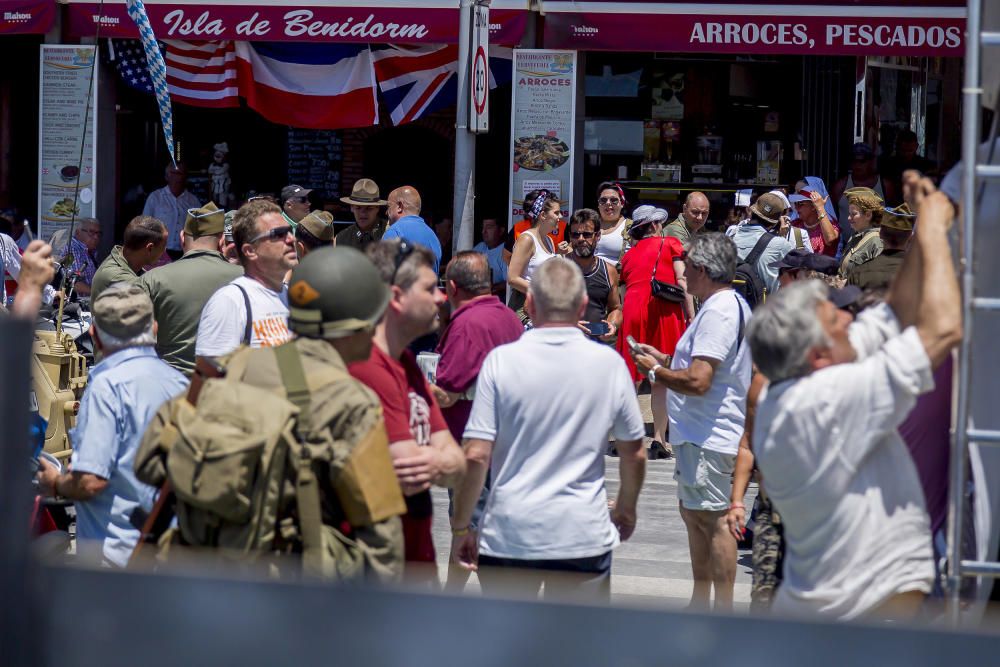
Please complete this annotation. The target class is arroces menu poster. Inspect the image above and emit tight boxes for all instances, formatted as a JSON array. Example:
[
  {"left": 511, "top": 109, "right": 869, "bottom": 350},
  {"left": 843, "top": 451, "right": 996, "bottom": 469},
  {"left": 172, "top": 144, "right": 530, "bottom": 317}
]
[
  {"left": 38, "top": 45, "right": 97, "bottom": 242},
  {"left": 508, "top": 50, "right": 577, "bottom": 229}
]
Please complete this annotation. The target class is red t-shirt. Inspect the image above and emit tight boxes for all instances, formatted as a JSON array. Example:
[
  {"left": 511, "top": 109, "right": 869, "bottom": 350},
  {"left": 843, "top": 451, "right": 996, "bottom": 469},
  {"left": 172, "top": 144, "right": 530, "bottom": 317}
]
[{"left": 349, "top": 344, "right": 447, "bottom": 563}]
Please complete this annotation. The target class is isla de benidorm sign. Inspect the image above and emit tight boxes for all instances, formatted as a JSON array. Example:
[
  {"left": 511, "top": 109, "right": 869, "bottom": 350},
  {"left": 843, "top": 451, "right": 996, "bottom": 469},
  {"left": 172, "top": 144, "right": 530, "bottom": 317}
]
[{"left": 63, "top": 0, "right": 529, "bottom": 45}]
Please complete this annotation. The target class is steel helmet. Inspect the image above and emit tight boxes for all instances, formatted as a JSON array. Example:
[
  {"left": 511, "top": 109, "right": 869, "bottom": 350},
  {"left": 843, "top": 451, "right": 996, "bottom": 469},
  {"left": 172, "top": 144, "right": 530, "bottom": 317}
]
[{"left": 287, "top": 246, "right": 390, "bottom": 339}]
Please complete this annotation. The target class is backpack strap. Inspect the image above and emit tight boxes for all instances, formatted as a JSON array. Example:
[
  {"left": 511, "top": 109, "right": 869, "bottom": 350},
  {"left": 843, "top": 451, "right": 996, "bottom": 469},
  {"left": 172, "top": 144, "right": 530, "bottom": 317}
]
[
  {"left": 735, "top": 293, "right": 745, "bottom": 351},
  {"left": 234, "top": 284, "right": 254, "bottom": 346},
  {"left": 744, "top": 230, "right": 775, "bottom": 269},
  {"left": 273, "top": 342, "right": 325, "bottom": 575}
]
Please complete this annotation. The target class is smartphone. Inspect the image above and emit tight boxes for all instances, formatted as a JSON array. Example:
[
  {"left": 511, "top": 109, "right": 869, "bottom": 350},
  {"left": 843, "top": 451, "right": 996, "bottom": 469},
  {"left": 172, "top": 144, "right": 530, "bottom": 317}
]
[
  {"left": 626, "top": 335, "right": 642, "bottom": 354},
  {"left": 584, "top": 321, "right": 610, "bottom": 337}
]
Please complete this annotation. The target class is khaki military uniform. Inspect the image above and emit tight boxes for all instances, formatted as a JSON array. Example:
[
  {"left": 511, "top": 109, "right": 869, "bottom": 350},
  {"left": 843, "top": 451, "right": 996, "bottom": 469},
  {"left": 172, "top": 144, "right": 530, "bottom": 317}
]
[
  {"left": 662, "top": 215, "right": 694, "bottom": 246},
  {"left": 136, "top": 336, "right": 406, "bottom": 582},
  {"left": 139, "top": 249, "right": 242, "bottom": 375},
  {"left": 91, "top": 246, "right": 139, "bottom": 303},
  {"left": 838, "top": 227, "right": 883, "bottom": 280},
  {"left": 847, "top": 248, "right": 904, "bottom": 291},
  {"left": 335, "top": 219, "right": 387, "bottom": 250}
]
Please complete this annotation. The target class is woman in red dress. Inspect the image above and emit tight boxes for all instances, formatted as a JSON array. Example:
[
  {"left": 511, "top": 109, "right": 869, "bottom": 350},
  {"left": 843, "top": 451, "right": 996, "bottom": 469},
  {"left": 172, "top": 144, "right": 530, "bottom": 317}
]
[{"left": 617, "top": 206, "right": 692, "bottom": 459}]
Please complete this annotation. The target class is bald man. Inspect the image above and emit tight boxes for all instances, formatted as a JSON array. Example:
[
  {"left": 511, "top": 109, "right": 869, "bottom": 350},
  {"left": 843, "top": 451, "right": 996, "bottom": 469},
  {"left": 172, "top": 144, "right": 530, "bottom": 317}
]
[
  {"left": 663, "top": 192, "right": 710, "bottom": 247},
  {"left": 383, "top": 185, "right": 443, "bottom": 273}
]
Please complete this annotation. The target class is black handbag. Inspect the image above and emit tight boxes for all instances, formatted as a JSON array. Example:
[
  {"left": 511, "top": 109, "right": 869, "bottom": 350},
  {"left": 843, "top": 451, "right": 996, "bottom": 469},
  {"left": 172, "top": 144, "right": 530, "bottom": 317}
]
[{"left": 650, "top": 237, "right": 686, "bottom": 303}]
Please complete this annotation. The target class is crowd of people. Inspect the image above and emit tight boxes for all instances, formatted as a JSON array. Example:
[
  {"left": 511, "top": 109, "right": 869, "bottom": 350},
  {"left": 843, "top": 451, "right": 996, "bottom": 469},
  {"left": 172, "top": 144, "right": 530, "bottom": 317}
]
[{"left": 1, "top": 140, "right": 963, "bottom": 622}]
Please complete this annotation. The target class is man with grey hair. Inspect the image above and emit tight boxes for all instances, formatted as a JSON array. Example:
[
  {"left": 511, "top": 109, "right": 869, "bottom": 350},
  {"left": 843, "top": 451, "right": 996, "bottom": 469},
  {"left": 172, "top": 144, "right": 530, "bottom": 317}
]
[
  {"left": 632, "top": 232, "right": 752, "bottom": 612},
  {"left": 36, "top": 283, "right": 188, "bottom": 567},
  {"left": 451, "top": 257, "right": 646, "bottom": 600},
  {"left": 745, "top": 182, "right": 961, "bottom": 620}
]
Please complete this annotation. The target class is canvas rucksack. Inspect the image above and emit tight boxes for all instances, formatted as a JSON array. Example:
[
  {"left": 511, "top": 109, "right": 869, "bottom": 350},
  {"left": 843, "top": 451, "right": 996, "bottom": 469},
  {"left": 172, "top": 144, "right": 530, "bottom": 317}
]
[
  {"left": 733, "top": 231, "right": 776, "bottom": 310},
  {"left": 134, "top": 343, "right": 390, "bottom": 580}
]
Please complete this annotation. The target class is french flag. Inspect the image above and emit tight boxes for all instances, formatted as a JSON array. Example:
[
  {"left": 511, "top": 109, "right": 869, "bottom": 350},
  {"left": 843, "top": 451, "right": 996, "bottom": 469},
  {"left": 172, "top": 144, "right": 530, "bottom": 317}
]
[{"left": 235, "top": 42, "right": 378, "bottom": 130}]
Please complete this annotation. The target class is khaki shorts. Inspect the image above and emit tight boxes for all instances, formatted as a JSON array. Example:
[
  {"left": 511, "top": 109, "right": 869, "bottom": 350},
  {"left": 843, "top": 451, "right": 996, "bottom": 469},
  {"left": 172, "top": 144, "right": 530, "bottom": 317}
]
[{"left": 673, "top": 442, "right": 736, "bottom": 512}]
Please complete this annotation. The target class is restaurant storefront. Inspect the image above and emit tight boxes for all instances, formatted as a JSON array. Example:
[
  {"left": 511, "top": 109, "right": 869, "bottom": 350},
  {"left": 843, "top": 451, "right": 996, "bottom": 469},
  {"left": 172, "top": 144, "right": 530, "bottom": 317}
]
[{"left": 539, "top": 0, "right": 965, "bottom": 222}]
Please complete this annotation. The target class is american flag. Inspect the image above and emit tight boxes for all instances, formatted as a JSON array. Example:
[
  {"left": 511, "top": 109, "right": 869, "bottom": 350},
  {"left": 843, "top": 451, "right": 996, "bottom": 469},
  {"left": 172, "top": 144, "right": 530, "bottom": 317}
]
[
  {"left": 112, "top": 39, "right": 238, "bottom": 108},
  {"left": 163, "top": 40, "right": 239, "bottom": 108}
]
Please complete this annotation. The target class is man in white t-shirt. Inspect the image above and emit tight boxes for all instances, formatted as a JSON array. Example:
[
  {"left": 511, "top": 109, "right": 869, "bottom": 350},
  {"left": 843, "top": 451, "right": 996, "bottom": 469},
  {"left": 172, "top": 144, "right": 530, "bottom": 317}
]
[
  {"left": 451, "top": 258, "right": 646, "bottom": 601},
  {"left": 632, "top": 232, "right": 751, "bottom": 612},
  {"left": 196, "top": 200, "right": 296, "bottom": 360},
  {"left": 745, "top": 182, "right": 961, "bottom": 621}
]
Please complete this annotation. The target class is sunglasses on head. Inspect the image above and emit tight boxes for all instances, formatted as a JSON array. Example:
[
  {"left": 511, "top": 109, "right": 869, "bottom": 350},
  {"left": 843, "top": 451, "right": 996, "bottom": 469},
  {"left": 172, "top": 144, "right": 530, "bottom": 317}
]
[
  {"left": 249, "top": 225, "right": 293, "bottom": 244},
  {"left": 390, "top": 239, "right": 415, "bottom": 285},
  {"left": 598, "top": 197, "right": 621, "bottom": 205},
  {"left": 569, "top": 231, "right": 595, "bottom": 239}
]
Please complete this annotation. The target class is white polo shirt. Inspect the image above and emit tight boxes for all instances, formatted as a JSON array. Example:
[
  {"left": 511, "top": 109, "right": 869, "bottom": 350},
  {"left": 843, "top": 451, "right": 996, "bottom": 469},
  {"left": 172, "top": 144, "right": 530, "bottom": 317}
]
[
  {"left": 753, "top": 302, "right": 935, "bottom": 619},
  {"left": 464, "top": 327, "right": 646, "bottom": 560}
]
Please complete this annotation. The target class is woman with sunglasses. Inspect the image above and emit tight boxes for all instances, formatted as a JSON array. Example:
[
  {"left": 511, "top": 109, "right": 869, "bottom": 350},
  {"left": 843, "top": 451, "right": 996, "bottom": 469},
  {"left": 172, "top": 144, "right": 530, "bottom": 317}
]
[
  {"left": 595, "top": 182, "right": 632, "bottom": 264},
  {"left": 616, "top": 206, "right": 692, "bottom": 460},
  {"left": 788, "top": 176, "right": 840, "bottom": 258},
  {"left": 507, "top": 190, "right": 562, "bottom": 326}
]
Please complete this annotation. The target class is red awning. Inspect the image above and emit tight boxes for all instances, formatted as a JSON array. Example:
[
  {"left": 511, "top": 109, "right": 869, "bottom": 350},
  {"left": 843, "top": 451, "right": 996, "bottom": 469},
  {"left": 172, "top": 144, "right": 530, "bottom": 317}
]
[
  {"left": 60, "top": 0, "right": 529, "bottom": 46},
  {"left": 540, "top": 1, "right": 966, "bottom": 56},
  {"left": 1, "top": 0, "right": 56, "bottom": 34}
]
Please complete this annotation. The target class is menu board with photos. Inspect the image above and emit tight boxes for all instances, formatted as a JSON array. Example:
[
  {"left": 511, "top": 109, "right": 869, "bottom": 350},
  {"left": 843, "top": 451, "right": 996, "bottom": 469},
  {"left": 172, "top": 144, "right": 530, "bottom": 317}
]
[
  {"left": 38, "top": 45, "right": 97, "bottom": 242},
  {"left": 508, "top": 50, "right": 577, "bottom": 229},
  {"left": 286, "top": 129, "right": 342, "bottom": 198}
]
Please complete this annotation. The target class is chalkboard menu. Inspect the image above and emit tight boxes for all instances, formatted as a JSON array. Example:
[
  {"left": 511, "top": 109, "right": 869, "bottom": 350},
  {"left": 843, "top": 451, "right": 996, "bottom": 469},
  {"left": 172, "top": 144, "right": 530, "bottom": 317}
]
[{"left": 286, "top": 129, "right": 343, "bottom": 198}]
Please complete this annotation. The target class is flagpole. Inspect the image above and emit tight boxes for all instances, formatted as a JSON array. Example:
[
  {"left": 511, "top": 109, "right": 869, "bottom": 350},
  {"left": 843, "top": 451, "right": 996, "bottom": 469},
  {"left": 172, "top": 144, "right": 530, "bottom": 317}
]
[{"left": 452, "top": 0, "right": 477, "bottom": 254}]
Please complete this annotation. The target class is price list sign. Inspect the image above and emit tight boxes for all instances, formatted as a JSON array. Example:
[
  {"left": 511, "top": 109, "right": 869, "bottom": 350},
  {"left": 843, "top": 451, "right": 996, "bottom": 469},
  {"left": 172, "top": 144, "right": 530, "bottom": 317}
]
[
  {"left": 286, "top": 128, "right": 342, "bottom": 198},
  {"left": 37, "top": 45, "right": 98, "bottom": 242},
  {"left": 508, "top": 50, "right": 577, "bottom": 230}
]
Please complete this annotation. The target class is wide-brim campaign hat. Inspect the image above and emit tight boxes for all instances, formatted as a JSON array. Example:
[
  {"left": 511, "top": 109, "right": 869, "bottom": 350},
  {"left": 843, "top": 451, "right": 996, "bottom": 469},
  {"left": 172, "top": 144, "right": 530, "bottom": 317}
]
[{"left": 340, "top": 178, "right": 388, "bottom": 207}]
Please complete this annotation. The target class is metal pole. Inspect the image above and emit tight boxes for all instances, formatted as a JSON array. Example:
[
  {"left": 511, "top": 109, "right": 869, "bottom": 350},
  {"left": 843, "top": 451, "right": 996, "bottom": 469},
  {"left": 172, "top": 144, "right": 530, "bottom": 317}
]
[
  {"left": 0, "top": 318, "right": 38, "bottom": 666},
  {"left": 947, "top": 0, "right": 982, "bottom": 625},
  {"left": 452, "top": 0, "right": 476, "bottom": 254}
]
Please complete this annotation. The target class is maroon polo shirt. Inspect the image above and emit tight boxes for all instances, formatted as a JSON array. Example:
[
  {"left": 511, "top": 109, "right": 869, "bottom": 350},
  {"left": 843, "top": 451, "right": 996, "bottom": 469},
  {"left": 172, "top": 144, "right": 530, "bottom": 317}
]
[{"left": 435, "top": 295, "right": 524, "bottom": 440}]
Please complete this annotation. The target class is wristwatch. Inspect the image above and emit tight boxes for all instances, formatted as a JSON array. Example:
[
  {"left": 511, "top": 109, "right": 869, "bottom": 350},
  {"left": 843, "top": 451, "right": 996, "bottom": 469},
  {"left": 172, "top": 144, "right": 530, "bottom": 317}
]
[{"left": 647, "top": 364, "right": 662, "bottom": 385}]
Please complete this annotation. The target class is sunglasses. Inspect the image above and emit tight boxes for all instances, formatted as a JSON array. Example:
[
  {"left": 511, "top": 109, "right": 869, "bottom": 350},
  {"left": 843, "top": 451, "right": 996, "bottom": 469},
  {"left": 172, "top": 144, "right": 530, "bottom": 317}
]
[
  {"left": 598, "top": 197, "right": 621, "bottom": 206},
  {"left": 390, "top": 239, "right": 415, "bottom": 285},
  {"left": 569, "top": 231, "right": 595, "bottom": 239},
  {"left": 249, "top": 225, "right": 293, "bottom": 244}
]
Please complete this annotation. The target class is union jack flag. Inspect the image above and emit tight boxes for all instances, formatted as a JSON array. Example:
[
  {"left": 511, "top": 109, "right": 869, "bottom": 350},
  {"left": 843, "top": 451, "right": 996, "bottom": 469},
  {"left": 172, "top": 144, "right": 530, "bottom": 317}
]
[{"left": 372, "top": 45, "right": 513, "bottom": 126}]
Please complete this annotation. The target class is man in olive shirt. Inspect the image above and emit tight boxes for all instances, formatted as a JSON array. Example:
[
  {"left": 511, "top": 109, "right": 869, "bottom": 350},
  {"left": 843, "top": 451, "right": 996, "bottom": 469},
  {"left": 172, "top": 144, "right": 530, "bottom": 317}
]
[
  {"left": 335, "top": 178, "right": 388, "bottom": 250},
  {"left": 91, "top": 216, "right": 167, "bottom": 302},
  {"left": 848, "top": 204, "right": 913, "bottom": 291},
  {"left": 663, "top": 191, "right": 710, "bottom": 247},
  {"left": 139, "top": 202, "right": 242, "bottom": 375}
]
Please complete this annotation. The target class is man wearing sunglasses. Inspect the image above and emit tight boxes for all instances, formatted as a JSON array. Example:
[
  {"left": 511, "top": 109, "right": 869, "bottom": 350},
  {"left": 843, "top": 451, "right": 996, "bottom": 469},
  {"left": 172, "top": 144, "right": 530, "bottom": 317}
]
[
  {"left": 197, "top": 200, "right": 296, "bottom": 362},
  {"left": 567, "top": 208, "right": 621, "bottom": 343},
  {"left": 280, "top": 184, "right": 314, "bottom": 228}
]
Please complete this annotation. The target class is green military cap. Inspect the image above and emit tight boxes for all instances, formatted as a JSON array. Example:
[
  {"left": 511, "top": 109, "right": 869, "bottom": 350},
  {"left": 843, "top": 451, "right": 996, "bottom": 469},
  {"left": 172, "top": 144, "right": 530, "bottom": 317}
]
[
  {"left": 881, "top": 203, "right": 916, "bottom": 231},
  {"left": 844, "top": 187, "right": 884, "bottom": 211},
  {"left": 184, "top": 201, "right": 226, "bottom": 237},
  {"left": 93, "top": 282, "right": 154, "bottom": 339},
  {"left": 297, "top": 210, "right": 335, "bottom": 242}
]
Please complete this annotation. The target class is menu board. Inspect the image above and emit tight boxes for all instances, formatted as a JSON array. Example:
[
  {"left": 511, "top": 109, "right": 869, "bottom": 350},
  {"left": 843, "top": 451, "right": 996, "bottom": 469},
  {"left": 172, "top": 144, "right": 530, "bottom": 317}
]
[
  {"left": 508, "top": 50, "right": 577, "bottom": 229},
  {"left": 286, "top": 129, "right": 342, "bottom": 199},
  {"left": 37, "top": 45, "right": 97, "bottom": 242}
]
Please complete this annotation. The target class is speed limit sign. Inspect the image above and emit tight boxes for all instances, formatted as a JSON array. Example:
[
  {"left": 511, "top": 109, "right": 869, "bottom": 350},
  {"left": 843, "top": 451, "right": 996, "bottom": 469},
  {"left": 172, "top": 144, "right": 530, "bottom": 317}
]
[{"left": 469, "top": 2, "right": 489, "bottom": 133}]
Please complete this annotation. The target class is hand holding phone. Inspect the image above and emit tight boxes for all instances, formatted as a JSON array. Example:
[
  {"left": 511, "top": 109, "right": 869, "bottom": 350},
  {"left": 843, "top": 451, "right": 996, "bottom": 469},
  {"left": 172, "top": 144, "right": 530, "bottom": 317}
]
[{"left": 626, "top": 335, "right": 642, "bottom": 355}]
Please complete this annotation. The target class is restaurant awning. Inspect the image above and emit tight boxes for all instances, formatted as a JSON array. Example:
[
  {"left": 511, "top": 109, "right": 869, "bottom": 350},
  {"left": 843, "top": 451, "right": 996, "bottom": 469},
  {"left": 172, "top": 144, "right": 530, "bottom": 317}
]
[
  {"left": 60, "top": 0, "right": 530, "bottom": 46},
  {"left": 1, "top": 0, "right": 56, "bottom": 34},
  {"left": 539, "top": 1, "right": 966, "bottom": 56}
]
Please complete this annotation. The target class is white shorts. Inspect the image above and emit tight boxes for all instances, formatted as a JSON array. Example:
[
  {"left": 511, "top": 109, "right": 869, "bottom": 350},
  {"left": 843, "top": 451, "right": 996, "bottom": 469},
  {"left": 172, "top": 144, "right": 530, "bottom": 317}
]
[{"left": 673, "top": 441, "right": 736, "bottom": 512}]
